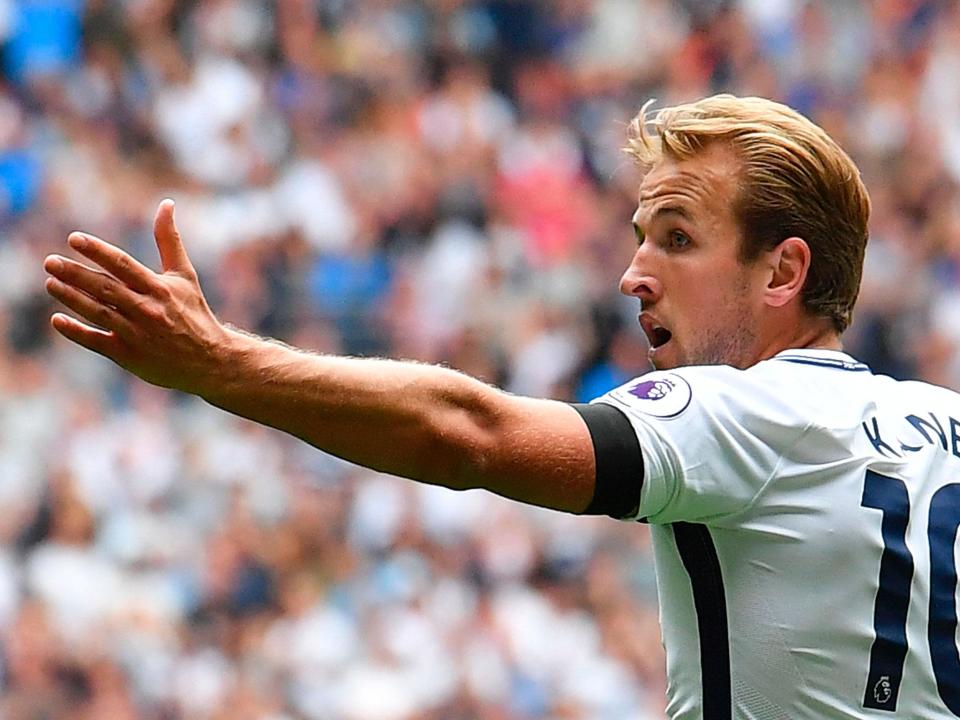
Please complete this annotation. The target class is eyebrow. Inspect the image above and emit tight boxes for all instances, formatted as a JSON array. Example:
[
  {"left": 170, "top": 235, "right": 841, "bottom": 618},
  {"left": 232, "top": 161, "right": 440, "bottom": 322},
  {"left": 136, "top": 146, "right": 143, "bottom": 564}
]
[
  {"left": 651, "top": 204, "right": 692, "bottom": 221},
  {"left": 632, "top": 204, "right": 694, "bottom": 237}
]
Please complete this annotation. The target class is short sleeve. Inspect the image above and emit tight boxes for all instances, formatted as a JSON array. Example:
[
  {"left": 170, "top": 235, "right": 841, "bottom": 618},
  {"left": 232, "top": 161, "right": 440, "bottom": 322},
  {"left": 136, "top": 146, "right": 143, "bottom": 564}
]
[{"left": 592, "top": 366, "right": 812, "bottom": 525}]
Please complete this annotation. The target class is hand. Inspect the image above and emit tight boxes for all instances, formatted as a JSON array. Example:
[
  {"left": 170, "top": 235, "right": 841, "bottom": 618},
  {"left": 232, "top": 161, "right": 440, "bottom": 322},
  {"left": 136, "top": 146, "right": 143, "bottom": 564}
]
[{"left": 44, "top": 199, "right": 231, "bottom": 394}]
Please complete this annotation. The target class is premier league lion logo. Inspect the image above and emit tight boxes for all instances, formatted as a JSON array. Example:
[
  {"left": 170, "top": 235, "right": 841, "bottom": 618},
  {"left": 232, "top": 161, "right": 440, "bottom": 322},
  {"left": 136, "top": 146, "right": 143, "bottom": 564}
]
[
  {"left": 629, "top": 378, "right": 676, "bottom": 401},
  {"left": 615, "top": 372, "right": 692, "bottom": 419},
  {"left": 874, "top": 676, "right": 892, "bottom": 705}
]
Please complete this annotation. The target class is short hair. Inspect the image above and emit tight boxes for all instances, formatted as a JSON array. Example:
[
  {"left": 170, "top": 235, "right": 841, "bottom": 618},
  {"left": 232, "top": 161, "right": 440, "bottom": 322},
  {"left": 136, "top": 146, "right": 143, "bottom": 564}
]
[{"left": 625, "top": 94, "right": 870, "bottom": 333}]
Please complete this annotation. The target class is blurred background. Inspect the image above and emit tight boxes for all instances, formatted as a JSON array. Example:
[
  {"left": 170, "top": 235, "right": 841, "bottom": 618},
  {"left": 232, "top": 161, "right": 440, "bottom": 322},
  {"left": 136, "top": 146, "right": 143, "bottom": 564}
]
[{"left": 1, "top": 0, "right": 959, "bottom": 718}]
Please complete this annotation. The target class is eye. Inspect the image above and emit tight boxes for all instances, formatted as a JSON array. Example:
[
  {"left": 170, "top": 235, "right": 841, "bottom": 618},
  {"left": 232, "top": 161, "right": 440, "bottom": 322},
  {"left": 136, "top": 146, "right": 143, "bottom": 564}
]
[
  {"left": 634, "top": 225, "right": 645, "bottom": 247},
  {"left": 670, "top": 230, "right": 691, "bottom": 249}
]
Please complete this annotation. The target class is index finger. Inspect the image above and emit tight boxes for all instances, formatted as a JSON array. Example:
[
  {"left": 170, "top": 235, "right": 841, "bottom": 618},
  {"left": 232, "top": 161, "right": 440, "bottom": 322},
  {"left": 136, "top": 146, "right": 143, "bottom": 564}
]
[{"left": 67, "top": 232, "right": 159, "bottom": 294}]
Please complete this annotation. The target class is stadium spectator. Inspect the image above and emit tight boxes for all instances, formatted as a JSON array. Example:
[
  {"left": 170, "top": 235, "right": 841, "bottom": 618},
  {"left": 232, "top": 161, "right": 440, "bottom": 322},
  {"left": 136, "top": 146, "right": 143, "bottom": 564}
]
[{"left": 5, "top": 1, "right": 960, "bottom": 718}]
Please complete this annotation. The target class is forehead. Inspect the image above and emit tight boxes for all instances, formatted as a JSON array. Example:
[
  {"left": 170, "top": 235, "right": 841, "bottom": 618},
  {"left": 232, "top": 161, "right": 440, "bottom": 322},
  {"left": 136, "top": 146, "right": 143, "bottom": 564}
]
[{"left": 635, "top": 142, "right": 741, "bottom": 225}]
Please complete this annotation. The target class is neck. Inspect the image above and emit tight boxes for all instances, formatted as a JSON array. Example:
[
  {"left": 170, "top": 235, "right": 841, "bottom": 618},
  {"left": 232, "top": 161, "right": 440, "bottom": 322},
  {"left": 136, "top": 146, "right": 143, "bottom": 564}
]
[{"left": 757, "top": 318, "right": 843, "bottom": 363}]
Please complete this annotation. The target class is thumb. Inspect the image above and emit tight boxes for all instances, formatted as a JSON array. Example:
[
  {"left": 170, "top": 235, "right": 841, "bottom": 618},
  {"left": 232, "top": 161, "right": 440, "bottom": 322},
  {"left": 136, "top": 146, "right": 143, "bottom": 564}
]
[{"left": 153, "top": 199, "right": 195, "bottom": 274}]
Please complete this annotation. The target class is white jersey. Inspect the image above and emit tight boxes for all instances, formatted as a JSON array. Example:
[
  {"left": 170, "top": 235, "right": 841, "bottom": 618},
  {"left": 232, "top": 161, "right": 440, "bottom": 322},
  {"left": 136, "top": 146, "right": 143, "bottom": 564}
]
[{"left": 593, "top": 348, "right": 960, "bottom": 720}]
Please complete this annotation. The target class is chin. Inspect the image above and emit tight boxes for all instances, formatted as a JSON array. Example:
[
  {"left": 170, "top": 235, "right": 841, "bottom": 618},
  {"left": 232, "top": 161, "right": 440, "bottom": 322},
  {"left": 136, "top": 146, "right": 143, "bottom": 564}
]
[{"left": 648, "top": 345, "right": 683, "bottom": 370}]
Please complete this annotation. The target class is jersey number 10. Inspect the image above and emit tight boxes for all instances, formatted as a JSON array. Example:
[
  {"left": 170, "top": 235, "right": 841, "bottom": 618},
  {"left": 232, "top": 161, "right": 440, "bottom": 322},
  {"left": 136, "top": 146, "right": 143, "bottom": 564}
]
[{"left": 861, "top": 470, "right": 960, "bottom": 715}]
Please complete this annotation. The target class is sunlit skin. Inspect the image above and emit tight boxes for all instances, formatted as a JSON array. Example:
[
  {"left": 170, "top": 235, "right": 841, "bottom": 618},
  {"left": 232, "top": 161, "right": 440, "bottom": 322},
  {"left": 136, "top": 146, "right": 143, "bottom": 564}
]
[
  {"left": 37, "top": 142, "right": 848, "bottom": 518},
  {"left": 621, "top": 141, "right": 841, "bottom": 371}
]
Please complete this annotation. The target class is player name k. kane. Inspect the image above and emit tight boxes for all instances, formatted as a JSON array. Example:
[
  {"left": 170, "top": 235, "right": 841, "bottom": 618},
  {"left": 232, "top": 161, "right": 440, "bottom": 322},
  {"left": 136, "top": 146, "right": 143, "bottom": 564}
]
[{"left": 863, "top": 411, "right": 960, "bottom": 458}]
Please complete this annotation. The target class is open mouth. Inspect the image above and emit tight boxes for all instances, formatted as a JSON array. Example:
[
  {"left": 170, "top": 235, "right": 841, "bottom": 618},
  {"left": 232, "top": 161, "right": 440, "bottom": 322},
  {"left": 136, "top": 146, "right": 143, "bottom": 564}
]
[
  {"left": 640, "top": 314, "right": 672, "bottom": 349},
  {"left": 651, "top": 326, "right": 672, "bottom": 348}
]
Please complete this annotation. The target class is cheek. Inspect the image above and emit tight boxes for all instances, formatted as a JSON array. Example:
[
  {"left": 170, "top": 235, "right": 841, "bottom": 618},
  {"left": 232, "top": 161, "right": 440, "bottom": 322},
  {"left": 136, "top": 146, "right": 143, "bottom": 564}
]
[
  {"left": 675, "top": 267, "right": 753, "bottom": 327},
  {"left": 677, "top": 276, "right": 734, "bottom": 315}
]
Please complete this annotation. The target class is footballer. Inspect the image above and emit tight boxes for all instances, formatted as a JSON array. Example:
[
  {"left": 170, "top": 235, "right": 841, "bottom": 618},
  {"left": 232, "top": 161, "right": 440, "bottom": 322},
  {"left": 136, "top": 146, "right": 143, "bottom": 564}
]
[{"left": 43, "top": 94, "right": 960, "bottom": 719}]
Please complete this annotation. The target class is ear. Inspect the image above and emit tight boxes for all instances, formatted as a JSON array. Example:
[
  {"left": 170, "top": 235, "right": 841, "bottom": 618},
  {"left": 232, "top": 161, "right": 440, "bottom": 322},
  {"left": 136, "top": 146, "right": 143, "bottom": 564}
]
[{"left": 763, "top": 237, "right": 810, "bottom": 309}]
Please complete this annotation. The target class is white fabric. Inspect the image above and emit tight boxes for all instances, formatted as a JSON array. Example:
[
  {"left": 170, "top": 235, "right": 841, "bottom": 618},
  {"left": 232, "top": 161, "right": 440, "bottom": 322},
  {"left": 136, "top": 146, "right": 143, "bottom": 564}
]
[{"left": 594, "top": 349, "right": 960, "bottom": 720}]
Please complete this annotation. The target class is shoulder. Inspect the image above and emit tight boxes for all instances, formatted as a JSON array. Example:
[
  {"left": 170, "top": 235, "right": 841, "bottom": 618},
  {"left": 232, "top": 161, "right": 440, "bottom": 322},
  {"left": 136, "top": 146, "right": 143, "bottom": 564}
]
[
  {"left": 590, "top": 361, "right": 819, "bottom": 523},
  {"left": 598, "top": 358, "right": 801, "bottom": 426},
  {"left": 595, "top": 350, "right": 887, "bottom": 435}
]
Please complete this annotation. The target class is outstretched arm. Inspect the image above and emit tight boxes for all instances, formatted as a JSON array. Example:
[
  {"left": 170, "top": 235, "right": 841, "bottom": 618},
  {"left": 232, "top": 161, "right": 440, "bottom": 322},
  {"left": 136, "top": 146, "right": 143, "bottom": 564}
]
[{"left": 43, "top": 201, "right": 602, "bottom": 513}]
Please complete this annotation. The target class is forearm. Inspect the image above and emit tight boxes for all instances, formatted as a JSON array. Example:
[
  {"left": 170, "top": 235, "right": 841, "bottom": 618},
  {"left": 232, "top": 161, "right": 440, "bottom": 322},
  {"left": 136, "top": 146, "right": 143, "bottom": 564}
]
[
  {"left": 200, "top": 329, "right": 594, "bottom": 510},
  {"left": 43, "top": 206, "right": 595, "bottom": 512}
]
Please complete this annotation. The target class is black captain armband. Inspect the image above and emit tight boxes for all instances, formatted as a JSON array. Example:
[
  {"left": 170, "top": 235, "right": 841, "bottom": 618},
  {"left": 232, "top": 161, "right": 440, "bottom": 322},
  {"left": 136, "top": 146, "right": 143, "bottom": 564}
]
[{"left": 571, "top": 403, "right": 644, "bottom": 519}]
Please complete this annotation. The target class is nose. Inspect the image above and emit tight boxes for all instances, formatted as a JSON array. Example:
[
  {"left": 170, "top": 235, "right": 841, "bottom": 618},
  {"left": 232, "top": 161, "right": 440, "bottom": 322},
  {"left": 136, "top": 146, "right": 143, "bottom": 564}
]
[{"left": 619, "top": 248, "right": 661, "bottom": 302}]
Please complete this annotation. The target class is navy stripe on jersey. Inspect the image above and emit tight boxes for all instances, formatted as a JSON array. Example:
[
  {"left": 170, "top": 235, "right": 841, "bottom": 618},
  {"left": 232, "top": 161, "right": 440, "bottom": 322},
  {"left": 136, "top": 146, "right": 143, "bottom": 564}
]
[
  {"left": 673, "top": 522, "right": 732, "bottom": 720},
  {"left": 572, "top": 403, "right": 644, "bottom": 518},
  {"left": 861, "top": 470, "right": 913, "bottom": 711},
  {"left": 927, "top": 483, "right": 960, "bottom": 714},
  {"left": 773, "top": 354, "right": 870, "bottom": 372}
]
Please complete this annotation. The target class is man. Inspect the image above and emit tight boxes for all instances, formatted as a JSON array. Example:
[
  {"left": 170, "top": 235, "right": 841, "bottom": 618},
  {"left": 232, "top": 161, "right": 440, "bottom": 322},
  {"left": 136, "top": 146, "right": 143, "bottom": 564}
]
[{"left": 44, "top": 95, "right": 960, "bottom": 719}]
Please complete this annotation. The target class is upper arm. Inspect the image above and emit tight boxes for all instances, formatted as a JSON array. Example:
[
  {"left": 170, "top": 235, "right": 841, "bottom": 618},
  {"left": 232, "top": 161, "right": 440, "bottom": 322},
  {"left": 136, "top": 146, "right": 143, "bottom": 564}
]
[
  {"left": 447, "top": 392, "right": 645, "bottom": 517},
  {"left": 594, "top": 367, "right": 811, "bottom": 524},
  {"left": 454, "top": 396, "right": 599, "bottom": 514}
]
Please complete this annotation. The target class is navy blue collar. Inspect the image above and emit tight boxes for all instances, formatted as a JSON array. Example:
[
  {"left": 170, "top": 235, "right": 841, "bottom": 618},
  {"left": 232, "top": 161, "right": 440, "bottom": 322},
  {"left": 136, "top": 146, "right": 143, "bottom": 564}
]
[{"left": 772, "top": 350, "right": 871, "bottom": 372}]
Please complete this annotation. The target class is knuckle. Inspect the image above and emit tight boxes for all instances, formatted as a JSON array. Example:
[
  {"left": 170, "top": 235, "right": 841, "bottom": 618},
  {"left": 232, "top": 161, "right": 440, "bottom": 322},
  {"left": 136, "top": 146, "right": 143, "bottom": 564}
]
[
  {"left": 142, "top": 304, "right": 163, "bottom": 324},
  {"left": 135, "top": 297, "right": 158, "bottom": 319},
  {"left": 101, "top": 279, "right": 117, "bottom": 300},
  {"left": 158, "top": 309, "right": 175, "bottom": 330},
  {"left": 139, "top": 300, "right": 174, "bottom": 329},
  {"left": 96, "top": 304, "right": 114, "bottom": 325}
]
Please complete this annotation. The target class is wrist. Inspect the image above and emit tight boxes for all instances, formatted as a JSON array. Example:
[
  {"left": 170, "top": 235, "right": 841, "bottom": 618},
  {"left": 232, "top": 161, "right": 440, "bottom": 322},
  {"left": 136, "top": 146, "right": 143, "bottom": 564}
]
[{"left": 195, "top": 324, "right": 259, "bottom": 402}]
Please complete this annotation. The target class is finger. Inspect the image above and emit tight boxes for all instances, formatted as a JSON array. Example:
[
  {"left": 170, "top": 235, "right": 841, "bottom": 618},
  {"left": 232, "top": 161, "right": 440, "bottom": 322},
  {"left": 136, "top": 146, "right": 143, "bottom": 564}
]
[
  {"left": 66, "top": 233, "right": 158, "bottom": 294},
  {"left": 45, "top": 276, "right": 135, "bottom": 337},
  {"left": 50, "top": 312, "right": 124, "bottom": 360},
  {"left": 153, "top": 199, "right": 195, "bottom": 275},
  {"left": 44, "top": 255, "right": 142, "bottom": 316}
]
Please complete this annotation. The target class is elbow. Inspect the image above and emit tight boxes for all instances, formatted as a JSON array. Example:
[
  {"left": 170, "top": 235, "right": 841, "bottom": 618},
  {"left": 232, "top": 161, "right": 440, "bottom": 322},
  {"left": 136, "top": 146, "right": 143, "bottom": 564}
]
[
  {"left": 411, "top": 409, "right": 501, "bottom": 492},
  {"left": 393, "top": 371, "right": 510, "bottom": 492}
]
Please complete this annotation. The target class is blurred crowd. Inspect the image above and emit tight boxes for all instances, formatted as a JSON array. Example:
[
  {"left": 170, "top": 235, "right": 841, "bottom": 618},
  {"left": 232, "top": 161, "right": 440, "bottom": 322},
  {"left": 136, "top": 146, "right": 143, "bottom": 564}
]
[{"left": 1, "top": 0, "right": 960, "bottom": 718}]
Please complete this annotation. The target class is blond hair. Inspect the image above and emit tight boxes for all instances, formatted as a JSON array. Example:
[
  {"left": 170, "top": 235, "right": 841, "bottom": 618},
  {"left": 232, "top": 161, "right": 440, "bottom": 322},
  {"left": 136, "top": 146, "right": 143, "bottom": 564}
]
[{"left": 626, "top": 94, "right": 870, "bottom": 333}]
